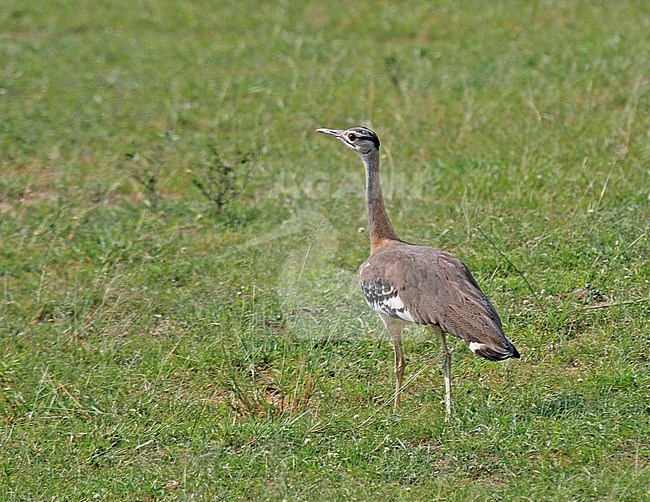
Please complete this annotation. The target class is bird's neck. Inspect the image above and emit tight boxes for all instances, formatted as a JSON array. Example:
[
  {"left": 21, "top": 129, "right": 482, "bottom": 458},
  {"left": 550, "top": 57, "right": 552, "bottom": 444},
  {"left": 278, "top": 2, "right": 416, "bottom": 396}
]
[{"left": 362, "top": 150, "right": 400, "bottom": 252}]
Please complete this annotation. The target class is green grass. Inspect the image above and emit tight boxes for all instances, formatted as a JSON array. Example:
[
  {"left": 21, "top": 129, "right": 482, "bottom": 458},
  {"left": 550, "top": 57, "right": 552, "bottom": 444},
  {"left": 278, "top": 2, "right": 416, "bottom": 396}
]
[{"left": 1, "top": 0, "right": 649, "bottom": 499}]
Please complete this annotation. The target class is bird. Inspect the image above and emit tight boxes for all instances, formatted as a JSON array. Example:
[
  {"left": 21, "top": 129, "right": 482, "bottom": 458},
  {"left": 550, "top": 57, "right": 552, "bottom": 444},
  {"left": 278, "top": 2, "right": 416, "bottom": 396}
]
[{"left": 316, "top": 126, "right": 520, "bottom": 420}]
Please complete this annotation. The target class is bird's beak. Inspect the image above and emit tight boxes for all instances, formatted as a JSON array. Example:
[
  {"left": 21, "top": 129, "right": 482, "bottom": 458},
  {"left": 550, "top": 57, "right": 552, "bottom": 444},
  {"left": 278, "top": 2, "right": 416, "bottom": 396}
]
[{"left": 316, "top": 128, "right": 343, "bottom": 139}]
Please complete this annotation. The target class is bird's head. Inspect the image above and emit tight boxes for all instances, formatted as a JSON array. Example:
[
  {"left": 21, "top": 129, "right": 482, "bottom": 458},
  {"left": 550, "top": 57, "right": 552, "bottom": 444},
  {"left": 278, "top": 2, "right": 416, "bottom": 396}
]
[{"left": 316, "top": 126, "right": 380, "bottom": 158}]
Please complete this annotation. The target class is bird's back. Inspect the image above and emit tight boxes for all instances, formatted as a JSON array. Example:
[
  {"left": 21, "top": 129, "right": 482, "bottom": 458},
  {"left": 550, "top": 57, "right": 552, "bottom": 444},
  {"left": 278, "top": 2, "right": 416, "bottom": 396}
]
[{"left": 359, "top": 241, "right": 519, "bottom": 361}]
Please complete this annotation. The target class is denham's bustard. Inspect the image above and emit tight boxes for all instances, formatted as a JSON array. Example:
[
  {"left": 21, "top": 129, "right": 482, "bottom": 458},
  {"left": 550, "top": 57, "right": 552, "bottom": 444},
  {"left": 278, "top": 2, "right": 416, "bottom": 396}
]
[{"left": 317, "top": 126, "right": 520, "bottom": 420}]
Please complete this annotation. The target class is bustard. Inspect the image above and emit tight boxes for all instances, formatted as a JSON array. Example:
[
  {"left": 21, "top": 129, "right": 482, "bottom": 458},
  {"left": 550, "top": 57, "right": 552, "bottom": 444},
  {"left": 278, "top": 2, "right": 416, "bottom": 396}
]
[{"left": 317, "top": 126, "right": 520, "bottom": 420}]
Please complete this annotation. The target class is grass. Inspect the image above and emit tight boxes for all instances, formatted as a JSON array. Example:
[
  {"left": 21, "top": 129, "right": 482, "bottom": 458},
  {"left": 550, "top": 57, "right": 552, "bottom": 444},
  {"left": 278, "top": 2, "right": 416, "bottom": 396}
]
[{"left": 1, "top": 0, "right": 649, "bottom": 499}]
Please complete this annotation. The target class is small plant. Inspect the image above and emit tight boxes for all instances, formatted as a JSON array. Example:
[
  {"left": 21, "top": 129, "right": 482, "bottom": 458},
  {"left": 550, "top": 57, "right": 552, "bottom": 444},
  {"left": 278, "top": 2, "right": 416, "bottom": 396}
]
[
  {"left": 132, "top": 164, "right": 161, "bottom": 211},
  {"left": 192, "top": 145, "right": 254, "bottom": 213},
  {"left": 384, "top": 55, "right": 403, "bottom": 89},
  {"left": 126, "top": 146, "right": 164, "bottom": 212}
]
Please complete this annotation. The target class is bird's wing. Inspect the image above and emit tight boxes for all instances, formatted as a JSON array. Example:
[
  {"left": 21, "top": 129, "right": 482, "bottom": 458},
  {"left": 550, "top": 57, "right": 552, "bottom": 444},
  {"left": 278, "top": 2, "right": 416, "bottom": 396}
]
[
  {"left": 359, "top": 244, "right": 518, "bottom": 361},
  {"left": 359, "top": 275, "right": 416, "bottom": 323}
]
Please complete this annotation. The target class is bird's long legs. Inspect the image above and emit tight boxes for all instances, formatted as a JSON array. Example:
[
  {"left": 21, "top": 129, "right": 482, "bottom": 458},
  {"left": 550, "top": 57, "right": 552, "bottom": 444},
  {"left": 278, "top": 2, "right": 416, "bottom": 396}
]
[
  {"left": 391, "top": 329, "right": 406, "bottom": 410},
  {"left": 382, "top": 315, "right": 406, "bottom": 410},
  {"left": 434, "top": 328, "right": 452, "bottom": 421}
]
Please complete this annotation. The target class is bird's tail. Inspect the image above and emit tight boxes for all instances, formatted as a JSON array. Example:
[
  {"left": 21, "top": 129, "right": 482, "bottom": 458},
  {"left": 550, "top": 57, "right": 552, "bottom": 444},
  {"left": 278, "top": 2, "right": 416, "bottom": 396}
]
[{"left": 469, "top": 336, "right": 520, "bottom": 362}]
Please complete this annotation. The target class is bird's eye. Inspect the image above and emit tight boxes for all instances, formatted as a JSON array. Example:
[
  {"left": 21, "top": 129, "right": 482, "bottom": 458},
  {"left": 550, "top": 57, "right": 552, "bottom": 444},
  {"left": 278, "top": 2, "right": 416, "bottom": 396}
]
[{"left": 348, "top": 133, "right": 357, "bottom": 141}]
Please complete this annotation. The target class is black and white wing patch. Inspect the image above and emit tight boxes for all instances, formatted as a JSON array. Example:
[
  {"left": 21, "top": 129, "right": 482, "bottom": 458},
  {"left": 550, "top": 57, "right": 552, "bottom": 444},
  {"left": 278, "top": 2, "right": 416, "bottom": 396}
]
[{"left": 361, "top": 279, "right": 415, "bottom": 323}]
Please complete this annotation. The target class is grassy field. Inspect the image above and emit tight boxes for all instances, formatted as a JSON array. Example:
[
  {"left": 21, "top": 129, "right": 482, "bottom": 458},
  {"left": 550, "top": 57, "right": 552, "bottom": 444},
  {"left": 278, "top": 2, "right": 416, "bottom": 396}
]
[{"left": 1, "top": 0, "right": 649, "bottom": 499}]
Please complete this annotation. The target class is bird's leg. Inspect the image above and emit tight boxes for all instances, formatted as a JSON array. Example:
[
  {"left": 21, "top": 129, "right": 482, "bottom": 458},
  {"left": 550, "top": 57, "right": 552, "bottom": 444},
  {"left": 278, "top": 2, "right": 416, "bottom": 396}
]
[
  {"left": 391, "top": 329, "right": 406, "bottom": 410},
  {"left": 381, "top": 315, "right": 406, "bottom": 410},
  {"left": 435, "top": 329, "right": 452, "bottom": 421}
]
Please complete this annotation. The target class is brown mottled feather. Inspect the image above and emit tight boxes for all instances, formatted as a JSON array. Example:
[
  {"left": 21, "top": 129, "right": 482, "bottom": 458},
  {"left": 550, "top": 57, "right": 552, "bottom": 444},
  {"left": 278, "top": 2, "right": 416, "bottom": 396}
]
[{"left": 359, "top": 241, "right": 519, "bottom": 361}]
